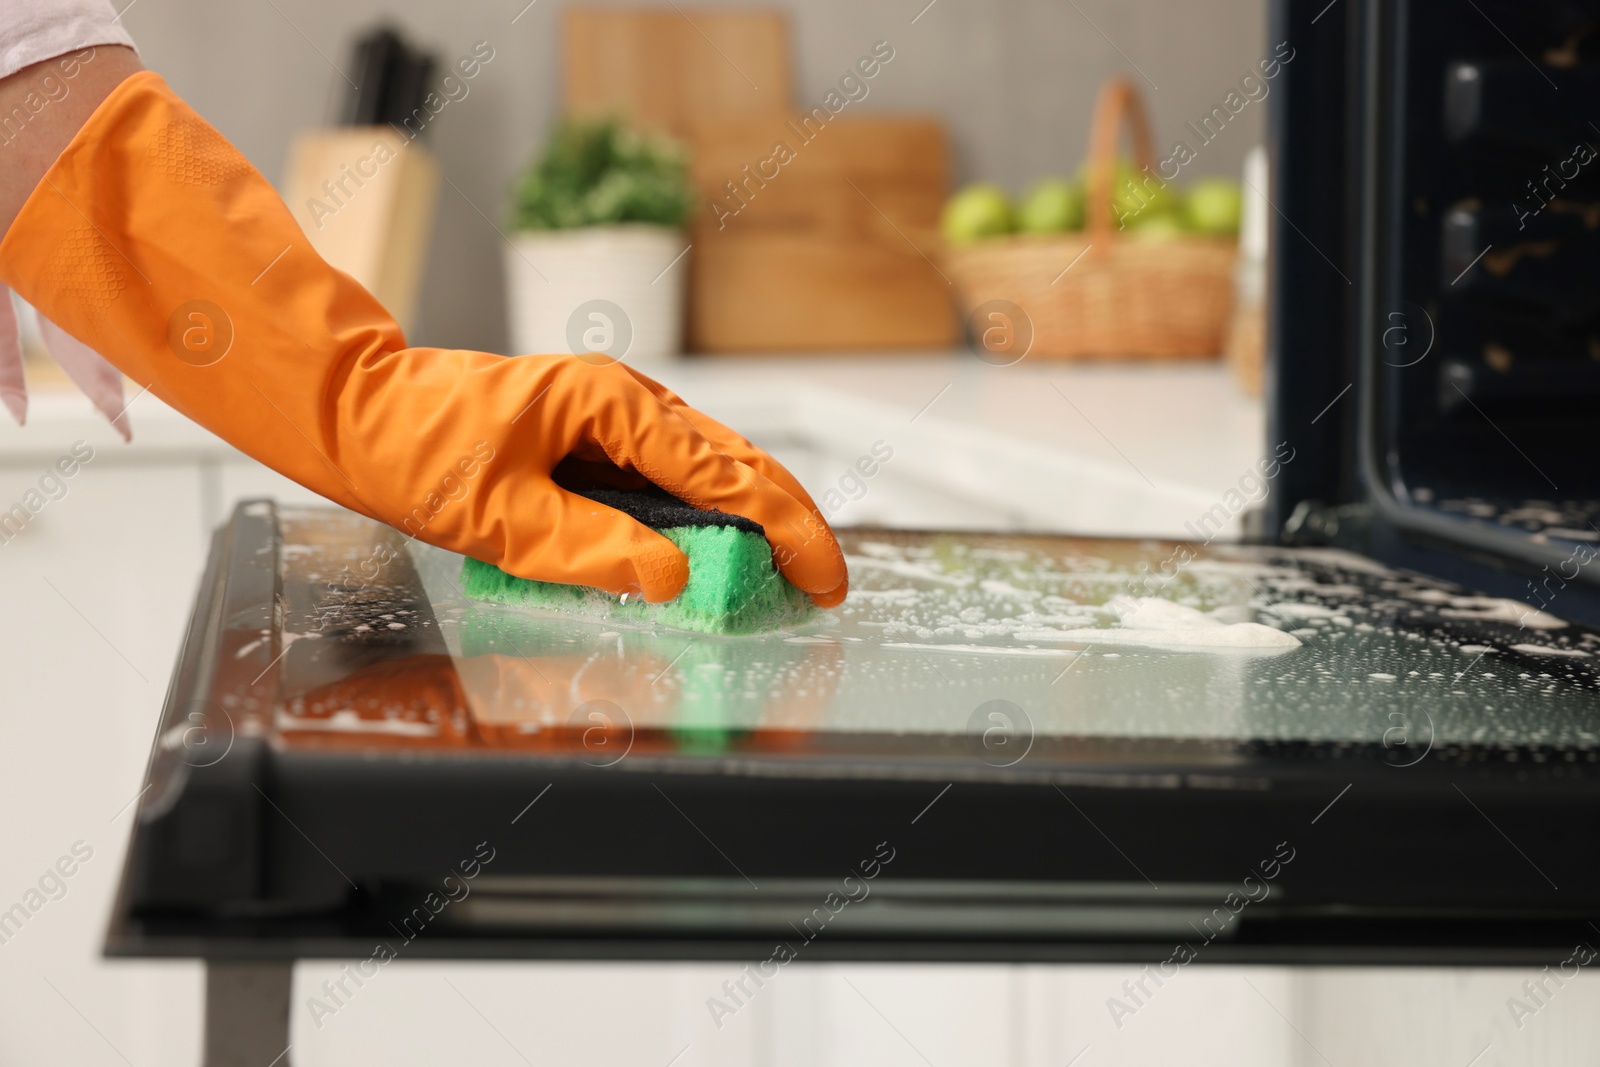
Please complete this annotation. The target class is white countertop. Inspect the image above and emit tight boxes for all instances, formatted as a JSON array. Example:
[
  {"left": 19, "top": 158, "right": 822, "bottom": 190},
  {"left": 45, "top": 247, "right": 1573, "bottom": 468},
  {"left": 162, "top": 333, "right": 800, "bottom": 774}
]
[
  {"left": 657, "top": 355, "right": 1264, "bottom": 501},
  {"left": 0, "top": 353, "right": 1265, "bottom": 538}
]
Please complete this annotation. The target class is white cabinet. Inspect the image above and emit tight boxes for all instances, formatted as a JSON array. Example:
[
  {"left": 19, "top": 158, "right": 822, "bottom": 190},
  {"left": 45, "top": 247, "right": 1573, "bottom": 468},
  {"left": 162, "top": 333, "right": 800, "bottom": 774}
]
[{"left": 0, "top": 456, "right": 205, "bottom": 1067}]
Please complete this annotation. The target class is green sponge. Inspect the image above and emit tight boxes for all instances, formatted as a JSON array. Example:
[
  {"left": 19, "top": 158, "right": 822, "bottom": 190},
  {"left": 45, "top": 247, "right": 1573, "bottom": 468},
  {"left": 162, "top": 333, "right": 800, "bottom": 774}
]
[{"left": 458, "top": 491, "right": 813, "bottom": 635}]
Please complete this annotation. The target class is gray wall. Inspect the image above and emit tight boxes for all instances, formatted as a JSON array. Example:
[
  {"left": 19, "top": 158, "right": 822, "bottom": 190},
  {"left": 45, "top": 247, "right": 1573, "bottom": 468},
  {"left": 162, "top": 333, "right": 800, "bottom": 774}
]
[{"left": 122, "top": 0, "right": 1267, "bottom": 353}]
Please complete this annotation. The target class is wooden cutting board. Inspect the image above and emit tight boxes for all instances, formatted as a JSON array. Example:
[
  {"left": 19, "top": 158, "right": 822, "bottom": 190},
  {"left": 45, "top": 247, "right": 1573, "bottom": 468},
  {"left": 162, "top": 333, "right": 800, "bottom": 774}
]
[
  {"left": 561, "top": 9, "right": 955, "bottom": 351},
  {"left": 686, "top": 115, "right": 954, "bottom": 350},
  {"left": 563, "top": 8, "right": 790, "bottom": 137},
  {"left": 689, "top": 231, "right": 955, "bottom": 351},
  {"left": 689, "top": 115, "right": 945, "bottom": 235}
]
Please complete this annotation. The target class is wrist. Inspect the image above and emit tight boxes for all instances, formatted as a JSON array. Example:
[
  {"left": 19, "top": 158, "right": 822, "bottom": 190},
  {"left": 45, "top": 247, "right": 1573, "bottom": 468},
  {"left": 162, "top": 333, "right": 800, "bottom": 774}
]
[{"left": 0, "top": 45, "right": 142, "bottom": 236}]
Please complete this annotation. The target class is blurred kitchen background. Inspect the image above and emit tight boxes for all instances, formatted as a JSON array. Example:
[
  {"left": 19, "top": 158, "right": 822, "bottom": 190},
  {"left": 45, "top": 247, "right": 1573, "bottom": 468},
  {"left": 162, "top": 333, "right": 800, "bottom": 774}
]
[{"left": 135, "top": 0, "right": 1264, "bottom": 356}]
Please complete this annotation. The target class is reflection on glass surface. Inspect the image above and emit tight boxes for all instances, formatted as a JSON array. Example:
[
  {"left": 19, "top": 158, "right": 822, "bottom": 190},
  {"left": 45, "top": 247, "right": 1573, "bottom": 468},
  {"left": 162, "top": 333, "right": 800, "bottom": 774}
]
[{"left": 250, "top": 508, "right": 1600, "bottom": 757}]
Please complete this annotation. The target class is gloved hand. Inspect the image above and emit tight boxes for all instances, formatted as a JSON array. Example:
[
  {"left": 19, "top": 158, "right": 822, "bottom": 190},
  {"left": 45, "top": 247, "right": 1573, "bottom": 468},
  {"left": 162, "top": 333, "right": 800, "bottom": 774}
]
[{"left": 0, "top": 71, "right": 847, "bottom": 606}]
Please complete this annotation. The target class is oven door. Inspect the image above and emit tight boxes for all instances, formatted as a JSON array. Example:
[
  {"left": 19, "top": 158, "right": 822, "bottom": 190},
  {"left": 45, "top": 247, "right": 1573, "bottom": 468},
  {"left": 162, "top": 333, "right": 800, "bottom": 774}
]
[{"left": 1269, "top": 0, "right": 1600, "bottom": 626}]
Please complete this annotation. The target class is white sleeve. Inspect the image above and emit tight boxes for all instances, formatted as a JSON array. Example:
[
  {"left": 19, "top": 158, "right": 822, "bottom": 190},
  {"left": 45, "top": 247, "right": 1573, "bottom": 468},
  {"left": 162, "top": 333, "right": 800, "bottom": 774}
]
[{"left": 0, "top": 0, "right": 136, "bottom": 80}]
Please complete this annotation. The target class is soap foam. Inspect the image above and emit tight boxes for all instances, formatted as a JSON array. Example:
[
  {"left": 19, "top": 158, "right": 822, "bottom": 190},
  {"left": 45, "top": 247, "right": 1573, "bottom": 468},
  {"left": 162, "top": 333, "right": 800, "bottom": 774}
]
[
  {"left": 1510, "top": 643, "right": 1590, "bottom": 658},
  {"left": 1046, "top": 596, "right": 1302, "bottom": 652}
]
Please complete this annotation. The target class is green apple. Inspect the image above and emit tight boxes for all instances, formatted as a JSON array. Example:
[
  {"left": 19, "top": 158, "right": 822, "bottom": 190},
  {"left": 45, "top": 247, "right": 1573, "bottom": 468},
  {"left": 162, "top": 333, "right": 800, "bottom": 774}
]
[
  {"left": 1017, "top": 178, "right": 1084, "bottom": 233},
  {"left": 1129, "top": 211, "right": 1189, "bottom": 241},
  {"left": 1111, "top": 170, "right": 1176, "bottom": 228},
  {"left": 1082, "top": 157, "right": 1176, "bottom": 228},
  {"left": 941, "top": 184, "right": 1015, "bottom": 245},
  {"left": 1184, "top": 178, "right": 1243, "bottom": 235}
]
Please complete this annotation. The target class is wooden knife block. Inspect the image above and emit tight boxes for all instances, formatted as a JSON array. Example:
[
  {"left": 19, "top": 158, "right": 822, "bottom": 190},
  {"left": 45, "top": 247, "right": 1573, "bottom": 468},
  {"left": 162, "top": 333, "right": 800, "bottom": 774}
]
[{"left": 283, "top": 128, "right": 440, "bottom": 335}]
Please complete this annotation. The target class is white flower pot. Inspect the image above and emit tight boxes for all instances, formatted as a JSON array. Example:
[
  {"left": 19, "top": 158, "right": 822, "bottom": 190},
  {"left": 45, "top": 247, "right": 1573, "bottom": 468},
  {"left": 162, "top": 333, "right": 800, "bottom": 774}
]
[{"left": 503, "top": 224, "right": 688, "bottom": 364}]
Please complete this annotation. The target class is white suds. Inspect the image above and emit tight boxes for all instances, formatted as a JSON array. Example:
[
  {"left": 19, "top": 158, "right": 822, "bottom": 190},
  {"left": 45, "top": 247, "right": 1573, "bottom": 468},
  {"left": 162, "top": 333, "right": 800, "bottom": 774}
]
[
  {"left": 882, "top": 642, "right": 1079, "bottom": 658},
  {"left": 1045, "top": 596, "right": 1302, "bottom": 652},
  {"left": 1510, "top": 643, "right": 1590, "bottom": 658},
  {"left": 846, "top": 555, "right": 973, "bottom": 588},
  {"left": 1437, "top": 596, "right": 1566, "bottom": 630},
  {"left": 1047, "top": 625, "right": 1302, "bottom": 652}
]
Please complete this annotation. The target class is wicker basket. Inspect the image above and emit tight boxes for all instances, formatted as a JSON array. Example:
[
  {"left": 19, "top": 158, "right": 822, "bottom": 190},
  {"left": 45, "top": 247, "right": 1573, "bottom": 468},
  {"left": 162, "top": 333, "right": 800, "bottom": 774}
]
[{"left": 943, "top": 78, "right": 1237, "bottom": 360}]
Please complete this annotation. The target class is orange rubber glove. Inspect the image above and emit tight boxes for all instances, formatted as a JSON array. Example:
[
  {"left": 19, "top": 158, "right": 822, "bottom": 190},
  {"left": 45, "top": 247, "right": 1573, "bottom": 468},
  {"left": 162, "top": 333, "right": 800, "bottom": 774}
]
[{"left": 0, "top": 72, "right": 846, "bottom": 606}]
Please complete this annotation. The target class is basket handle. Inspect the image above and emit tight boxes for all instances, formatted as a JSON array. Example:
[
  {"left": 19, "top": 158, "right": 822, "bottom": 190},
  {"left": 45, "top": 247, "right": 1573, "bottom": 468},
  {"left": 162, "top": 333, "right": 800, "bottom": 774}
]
[{"left": 1084, "top": 77, "right": 1159, "bottom": 238}]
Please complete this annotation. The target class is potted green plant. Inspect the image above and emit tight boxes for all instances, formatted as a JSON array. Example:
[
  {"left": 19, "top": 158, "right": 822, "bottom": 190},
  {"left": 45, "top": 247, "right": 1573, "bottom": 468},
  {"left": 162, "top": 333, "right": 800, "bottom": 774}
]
[{"left": 506, "top": 118, "right": 696, "bottom": 364}]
